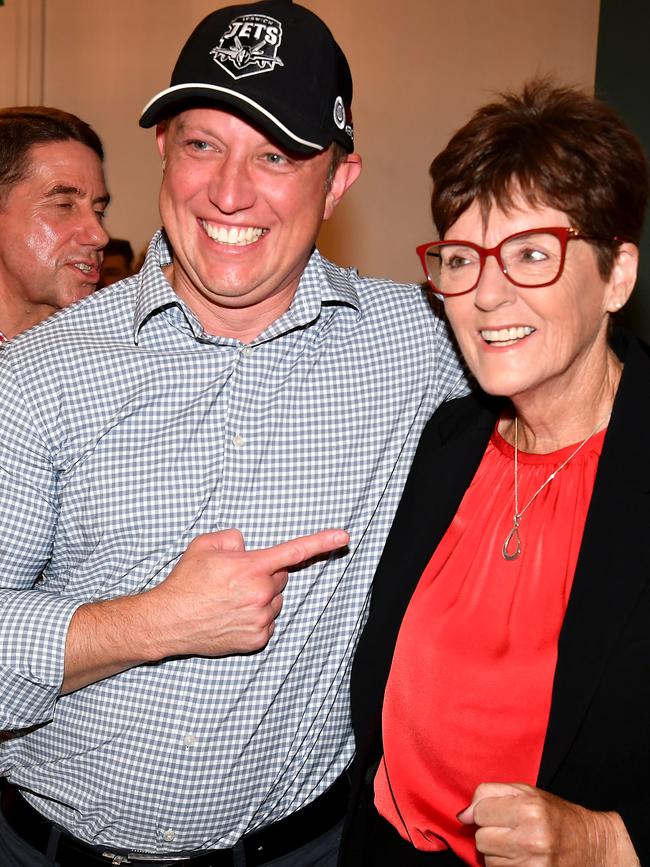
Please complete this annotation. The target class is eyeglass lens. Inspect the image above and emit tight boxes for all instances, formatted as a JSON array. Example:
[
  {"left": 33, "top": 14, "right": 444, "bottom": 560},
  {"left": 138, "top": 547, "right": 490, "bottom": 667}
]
[{"left": 425, "top": 231, "right": 565, "bottom": 295}]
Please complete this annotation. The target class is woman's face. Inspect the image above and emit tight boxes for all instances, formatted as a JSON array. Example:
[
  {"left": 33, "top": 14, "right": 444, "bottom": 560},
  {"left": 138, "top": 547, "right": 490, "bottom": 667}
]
[{"left": 442, "top": 196, "right": 635, "bottom": 406}]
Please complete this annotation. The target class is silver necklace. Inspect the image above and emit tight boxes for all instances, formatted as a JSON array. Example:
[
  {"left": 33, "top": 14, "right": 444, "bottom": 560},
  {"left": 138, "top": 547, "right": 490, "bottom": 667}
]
[{"left": 502, "top": 415, "right": 608, "bottom": 561}]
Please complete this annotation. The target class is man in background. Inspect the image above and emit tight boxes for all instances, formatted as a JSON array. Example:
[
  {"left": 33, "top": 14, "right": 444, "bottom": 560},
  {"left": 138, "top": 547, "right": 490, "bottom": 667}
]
[
  {"left": 99, "top": 237, "right": 135, "bottom": 287},
  {"left": 0, "top": 106, "right": 109, "bottom": 341}
]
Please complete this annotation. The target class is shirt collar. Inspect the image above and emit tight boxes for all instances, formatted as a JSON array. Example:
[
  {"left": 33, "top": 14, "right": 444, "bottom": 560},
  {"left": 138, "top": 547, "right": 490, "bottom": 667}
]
[
  {"left": 132, "top": 231, "right": 204, "bottom": 343},
  {"left": 132, "top": 230, "right": 362, "bottom": 345},
  {"left": 255, "top": 249, "right": 362, "bottom": 342}
]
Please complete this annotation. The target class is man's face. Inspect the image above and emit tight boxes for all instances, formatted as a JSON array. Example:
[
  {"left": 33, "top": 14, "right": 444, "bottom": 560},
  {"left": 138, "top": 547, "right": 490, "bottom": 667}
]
[
  {"left": 0, "top": 139, "right": 109, "bottom": 334},
  {"left": 156, "top": 108, "right": 360, "bottom": 338}
]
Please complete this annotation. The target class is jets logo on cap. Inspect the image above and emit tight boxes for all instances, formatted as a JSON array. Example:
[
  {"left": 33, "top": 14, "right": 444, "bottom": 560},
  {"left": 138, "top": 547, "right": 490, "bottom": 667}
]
[{"left": 210, "top": 14, "right": 284, "bottom": 79}]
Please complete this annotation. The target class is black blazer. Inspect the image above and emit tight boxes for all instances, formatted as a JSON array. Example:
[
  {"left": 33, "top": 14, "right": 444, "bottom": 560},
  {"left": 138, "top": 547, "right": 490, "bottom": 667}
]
[{"left": 341, "top": 331, "right": 650, "bottom": 865}]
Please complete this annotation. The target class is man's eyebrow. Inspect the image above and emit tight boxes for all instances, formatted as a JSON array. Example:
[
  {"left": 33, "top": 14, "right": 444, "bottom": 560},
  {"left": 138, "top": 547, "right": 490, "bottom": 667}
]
[
  {"left": 47, "top": 184, "right": 111, "bottom": 206},
  {"left": 47, "top": 184, "right": 82, "bottom": 197}
]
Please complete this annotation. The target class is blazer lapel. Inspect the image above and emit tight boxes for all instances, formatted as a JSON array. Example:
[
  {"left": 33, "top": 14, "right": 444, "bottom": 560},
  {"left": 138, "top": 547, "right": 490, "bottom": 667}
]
[
  {"left": 368, "top": 393, "right": 499, "bottom": 636},
  {"left": 538, "top": 336, "right": 650, "bottom": 786}
]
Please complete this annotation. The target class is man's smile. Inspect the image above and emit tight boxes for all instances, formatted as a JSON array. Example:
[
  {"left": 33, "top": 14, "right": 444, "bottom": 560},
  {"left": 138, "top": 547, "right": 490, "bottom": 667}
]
[{"left": 200, "top": 220, "right": 266, "bottom": 246}]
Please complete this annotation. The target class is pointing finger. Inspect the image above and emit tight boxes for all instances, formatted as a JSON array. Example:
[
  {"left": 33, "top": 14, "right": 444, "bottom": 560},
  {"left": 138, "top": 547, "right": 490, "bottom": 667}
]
[{"left": 258, "top": 529, "right": 349, "bottom": 573}]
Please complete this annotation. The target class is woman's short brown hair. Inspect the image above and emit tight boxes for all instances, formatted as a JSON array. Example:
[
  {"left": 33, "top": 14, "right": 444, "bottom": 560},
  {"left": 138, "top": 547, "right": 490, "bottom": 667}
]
[{"left": 430, "top": 79, "right": 649, "bottom": 277}]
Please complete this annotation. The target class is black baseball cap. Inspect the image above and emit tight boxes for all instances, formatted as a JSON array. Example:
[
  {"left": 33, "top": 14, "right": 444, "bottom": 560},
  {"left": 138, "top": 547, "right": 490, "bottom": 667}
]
[{"left": 139, "top": 0, "right": 354, "bottom": 154}]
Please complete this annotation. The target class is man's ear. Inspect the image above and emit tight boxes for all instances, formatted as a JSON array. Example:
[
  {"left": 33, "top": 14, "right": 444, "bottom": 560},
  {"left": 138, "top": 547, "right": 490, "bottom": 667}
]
[
  {"left": 605, "top": 242, "right": 639, "bottom": 313},
  {"left": 324, "top": 153, "right": 362, "bottom": 220},
  {"left": 155, "top": 122, "right": 169, "bottom": 163}
]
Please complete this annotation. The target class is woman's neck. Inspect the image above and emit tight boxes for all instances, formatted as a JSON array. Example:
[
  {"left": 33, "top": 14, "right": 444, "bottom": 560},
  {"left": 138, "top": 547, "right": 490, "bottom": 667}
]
[{"left": 498, "top": 347, "right": 622, "bottom": 454}]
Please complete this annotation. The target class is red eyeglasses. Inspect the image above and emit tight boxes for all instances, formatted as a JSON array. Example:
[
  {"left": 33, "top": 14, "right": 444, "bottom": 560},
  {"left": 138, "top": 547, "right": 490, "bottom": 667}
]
[{"left": 416, "top": 226, "right": 622, "bottom": 297}]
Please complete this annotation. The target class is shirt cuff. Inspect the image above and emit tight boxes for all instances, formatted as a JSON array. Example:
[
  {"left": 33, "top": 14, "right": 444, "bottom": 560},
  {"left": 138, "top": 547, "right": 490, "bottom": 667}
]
[{"left": 0, "top": 590, "right": 84, "bottom": 728}]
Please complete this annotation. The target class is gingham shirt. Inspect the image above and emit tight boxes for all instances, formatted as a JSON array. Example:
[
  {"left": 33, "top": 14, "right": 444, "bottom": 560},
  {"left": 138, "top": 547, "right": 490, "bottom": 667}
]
[{"left": 0, "top": 230, "right": 465, "bottom": 853}]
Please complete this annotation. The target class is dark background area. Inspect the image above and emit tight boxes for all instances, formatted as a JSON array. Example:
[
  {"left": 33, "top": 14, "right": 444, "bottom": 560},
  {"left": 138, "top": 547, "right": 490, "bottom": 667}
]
[{"left": 595, "top": 0, "right": 650, "bottom": 339}]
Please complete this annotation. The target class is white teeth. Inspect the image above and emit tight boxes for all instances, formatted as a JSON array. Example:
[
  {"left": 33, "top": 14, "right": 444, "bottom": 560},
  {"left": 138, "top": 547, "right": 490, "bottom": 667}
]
[
  {"left": 481, "top": 326, "right": 535, "bottom": 344},
  {"left": 74, "top": 263, "right": 93, "bottom": 272},
  {"left": 201, "top": 221, "right": 264, "bottom": 246}
]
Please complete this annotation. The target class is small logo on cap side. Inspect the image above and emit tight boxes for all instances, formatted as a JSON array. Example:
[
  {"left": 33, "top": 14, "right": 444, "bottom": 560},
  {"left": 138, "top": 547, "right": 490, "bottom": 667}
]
[
  {"left": 333, "top": 96, "right": 346, "bottom": 131},
  {"left": 211, "top": 14, "right": 284, "bottom": 80}
]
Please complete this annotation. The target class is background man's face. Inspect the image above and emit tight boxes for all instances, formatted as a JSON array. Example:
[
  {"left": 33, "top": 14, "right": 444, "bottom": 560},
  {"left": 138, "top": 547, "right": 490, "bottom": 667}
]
[
  {"left": 99, "top": 253, "right": 132, "bottom": 288},
  {"left": 0, "top": 139, "right": 109, "bottom": 327}
]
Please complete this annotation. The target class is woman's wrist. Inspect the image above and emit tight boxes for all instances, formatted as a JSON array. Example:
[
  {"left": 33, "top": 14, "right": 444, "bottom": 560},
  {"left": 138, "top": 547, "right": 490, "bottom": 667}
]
[{"left": 598, "top": 811, "right": 640, "bottom": 867}]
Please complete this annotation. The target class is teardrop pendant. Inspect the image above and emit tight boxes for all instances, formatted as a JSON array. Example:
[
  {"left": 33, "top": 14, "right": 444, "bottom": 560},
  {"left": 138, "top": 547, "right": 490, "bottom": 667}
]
[{"left": 502, "top": 522, "right": 521, "bottom": 560}]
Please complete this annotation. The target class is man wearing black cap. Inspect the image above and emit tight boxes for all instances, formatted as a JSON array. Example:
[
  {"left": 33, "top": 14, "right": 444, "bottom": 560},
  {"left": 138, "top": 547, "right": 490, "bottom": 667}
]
[{"left": 0, "top": 2, "right": 465, "bottom": 865}]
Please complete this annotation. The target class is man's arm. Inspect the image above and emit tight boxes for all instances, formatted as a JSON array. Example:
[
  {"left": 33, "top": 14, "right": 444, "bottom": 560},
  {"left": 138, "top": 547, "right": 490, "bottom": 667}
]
[
  {"left": 431, "top": 300, "right": 472, "bottom": 401},
  {"left": 0, "top": 355, "right": 68, "bottom": 730},
  {"left": 62, "top": 528, "right": 349, "bottom": 693},
  {"left": 0, "top": 355, "right": 348, "bottom": 725}
]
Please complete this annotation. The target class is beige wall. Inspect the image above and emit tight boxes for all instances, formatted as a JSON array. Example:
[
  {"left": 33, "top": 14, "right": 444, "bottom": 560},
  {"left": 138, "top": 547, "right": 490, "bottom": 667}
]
[
  {"left": 0, "top": 0, "right": 45, "bottom": 106},
  {"left": 0, "top": 0, "right": 600, "bottom": 282}
]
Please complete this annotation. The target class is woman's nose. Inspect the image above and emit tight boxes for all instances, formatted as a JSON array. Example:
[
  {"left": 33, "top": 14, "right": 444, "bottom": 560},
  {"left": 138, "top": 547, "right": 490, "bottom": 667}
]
[{"left": 473, "top": 254, "right": 517, "bottom": 310}]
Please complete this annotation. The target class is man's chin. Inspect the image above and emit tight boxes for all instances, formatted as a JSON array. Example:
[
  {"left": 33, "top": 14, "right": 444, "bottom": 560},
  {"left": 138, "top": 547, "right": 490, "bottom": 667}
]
[{"left": 66, "top": 283, "right": 99, "bottom": 304}]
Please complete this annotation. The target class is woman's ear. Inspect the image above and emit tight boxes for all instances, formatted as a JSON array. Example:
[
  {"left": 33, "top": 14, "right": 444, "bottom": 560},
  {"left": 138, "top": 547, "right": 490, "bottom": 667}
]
[{"left": 605, "top": 242, "right": 639, "bottom": 313}]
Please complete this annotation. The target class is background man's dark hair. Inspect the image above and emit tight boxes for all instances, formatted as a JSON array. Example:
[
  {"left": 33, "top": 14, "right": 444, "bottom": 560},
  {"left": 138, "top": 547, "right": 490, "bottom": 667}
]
[
  {"left": 0, "top": 106, "right": 104, "bottom": 205},
  {"left": 104, "top": 238, "right": 134, "bottom": 267}
]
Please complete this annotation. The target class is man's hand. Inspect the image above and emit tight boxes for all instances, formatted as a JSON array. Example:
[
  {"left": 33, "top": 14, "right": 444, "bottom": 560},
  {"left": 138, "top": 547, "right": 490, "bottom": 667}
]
[
  {"left": 145, "top": 527, "right": 350, "bottom": 657},
  {"left": 457, "top": 782, "right": 639, "bottom": 867},
  {"left": 62, "top": 527, "right": 349, "bottom": 693}
]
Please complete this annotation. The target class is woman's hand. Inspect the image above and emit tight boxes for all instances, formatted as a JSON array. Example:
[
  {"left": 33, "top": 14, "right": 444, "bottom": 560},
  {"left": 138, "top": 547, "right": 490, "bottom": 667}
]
[{"left": 457, "top": 783, "right": 639, "bottom": 866}]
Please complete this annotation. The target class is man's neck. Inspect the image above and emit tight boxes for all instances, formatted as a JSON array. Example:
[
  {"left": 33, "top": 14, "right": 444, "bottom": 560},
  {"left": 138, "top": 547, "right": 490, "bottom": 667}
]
[
  {"left": 162, "top": 262, "right": 302, "bottom": 343},
  {"left": 0, "top": 300, "right": 56, "bottom": 341}
]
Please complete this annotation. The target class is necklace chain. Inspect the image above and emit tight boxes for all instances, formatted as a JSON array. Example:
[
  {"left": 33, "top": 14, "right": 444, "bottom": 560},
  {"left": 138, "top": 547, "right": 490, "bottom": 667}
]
[{"left": 502, "top": 415, "right": 609, "bottom": 561}]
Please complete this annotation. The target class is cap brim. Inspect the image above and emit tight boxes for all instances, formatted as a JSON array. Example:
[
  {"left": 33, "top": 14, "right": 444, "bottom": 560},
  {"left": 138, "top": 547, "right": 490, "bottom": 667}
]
[{"left": 139, "top": 83, "right": 325, "bottom": 155}]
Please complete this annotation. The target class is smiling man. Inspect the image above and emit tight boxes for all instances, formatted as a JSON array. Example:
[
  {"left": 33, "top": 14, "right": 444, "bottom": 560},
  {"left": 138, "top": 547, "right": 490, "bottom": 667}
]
[
  {"left": 0, "top": 2, "right": 465, "bottom": 866},
  {"left": 0, "top": 106, "right": 109, "bottom": 341}
]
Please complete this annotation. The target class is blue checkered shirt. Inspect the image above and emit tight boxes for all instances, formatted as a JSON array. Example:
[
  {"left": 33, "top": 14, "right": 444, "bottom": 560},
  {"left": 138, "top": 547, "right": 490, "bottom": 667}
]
[{"left": 0, "top": 231, "right": 466, "bottom": 852}]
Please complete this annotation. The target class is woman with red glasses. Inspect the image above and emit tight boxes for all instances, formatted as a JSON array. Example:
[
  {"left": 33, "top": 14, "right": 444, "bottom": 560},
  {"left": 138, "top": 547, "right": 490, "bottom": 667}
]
[{"left": 341, "top": 80, "right": 650, "bottom": 867}]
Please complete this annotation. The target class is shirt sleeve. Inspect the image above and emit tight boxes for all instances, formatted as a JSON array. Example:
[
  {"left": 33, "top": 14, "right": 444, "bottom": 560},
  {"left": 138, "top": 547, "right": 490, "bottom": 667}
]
[
  {"left": 430, "top": 300, "right": 472, "bottom": 402},
  {"left": 0, "top": 351, "right": 83, "bottom": 730}
]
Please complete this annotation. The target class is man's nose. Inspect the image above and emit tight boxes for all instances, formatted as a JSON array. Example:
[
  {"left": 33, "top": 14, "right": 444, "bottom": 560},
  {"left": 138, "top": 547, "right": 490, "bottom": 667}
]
[
  {"left": 80, "top": 209, "right": 110, "bottom": 249},
  {"left": 207, "top": 155, "right": 256, "bottom": 214}
]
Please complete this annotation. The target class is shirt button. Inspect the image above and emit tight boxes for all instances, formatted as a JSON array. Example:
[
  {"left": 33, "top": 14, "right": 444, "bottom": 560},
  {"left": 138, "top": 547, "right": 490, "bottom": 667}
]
[
  {"left": 183, "top": 734, "right": 196, "bottom": 748},
  {"left": 232, "top": 434, "right": 245, "bottom": 448},
  {"left": 162, "top": 829, "right": 176, "bottom": 843},
  {"left": 242, "top": 345, "right": 253, "bottom": 357}
]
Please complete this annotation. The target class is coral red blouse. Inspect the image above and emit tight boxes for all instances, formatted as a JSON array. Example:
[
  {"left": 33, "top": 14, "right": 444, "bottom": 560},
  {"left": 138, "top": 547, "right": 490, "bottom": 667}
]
[{"left": 375, "top": 425, "right": 607, "bottom": 865}]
